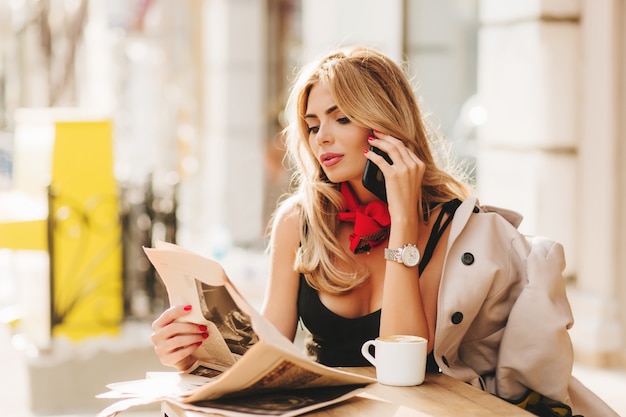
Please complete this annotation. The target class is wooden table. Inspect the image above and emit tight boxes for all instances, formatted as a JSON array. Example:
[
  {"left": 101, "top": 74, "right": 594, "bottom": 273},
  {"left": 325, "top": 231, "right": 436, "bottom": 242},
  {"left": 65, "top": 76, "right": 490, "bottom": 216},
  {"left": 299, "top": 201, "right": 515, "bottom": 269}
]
[
  {"left": 161, "top": 367, "right": 533, "bottom": 417},
  {"left": 309, "top": 367, "right": 533, "bottom": 416}
]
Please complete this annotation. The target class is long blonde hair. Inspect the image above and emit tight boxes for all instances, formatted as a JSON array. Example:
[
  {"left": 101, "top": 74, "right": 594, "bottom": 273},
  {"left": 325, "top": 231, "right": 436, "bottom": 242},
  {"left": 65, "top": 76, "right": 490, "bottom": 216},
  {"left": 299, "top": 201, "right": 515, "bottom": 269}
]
[{"left": 280, "top": 45, "right": 471, "bottom": 294}]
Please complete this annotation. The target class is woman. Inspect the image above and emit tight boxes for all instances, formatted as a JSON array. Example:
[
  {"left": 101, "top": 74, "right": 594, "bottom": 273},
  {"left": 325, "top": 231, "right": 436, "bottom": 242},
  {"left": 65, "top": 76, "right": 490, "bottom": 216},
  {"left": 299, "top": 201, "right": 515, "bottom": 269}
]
[{"left": 151, "top": 46, "right": 617, "bottom": 417}]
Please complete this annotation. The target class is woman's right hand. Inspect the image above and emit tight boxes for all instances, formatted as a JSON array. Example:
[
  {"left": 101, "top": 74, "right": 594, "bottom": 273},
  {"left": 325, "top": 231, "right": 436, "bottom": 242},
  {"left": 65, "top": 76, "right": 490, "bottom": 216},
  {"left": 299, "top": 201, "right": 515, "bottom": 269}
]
[{"left": 151, "top": 305, "right": 209, "bottom": 371}]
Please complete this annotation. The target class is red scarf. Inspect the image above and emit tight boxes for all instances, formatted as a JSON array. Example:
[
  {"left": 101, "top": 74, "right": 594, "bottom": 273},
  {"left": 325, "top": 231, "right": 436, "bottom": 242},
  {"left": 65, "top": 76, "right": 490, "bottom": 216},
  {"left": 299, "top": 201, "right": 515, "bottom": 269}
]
[{"left": 337, "top": 182, "right": 390, "bottom": 254}]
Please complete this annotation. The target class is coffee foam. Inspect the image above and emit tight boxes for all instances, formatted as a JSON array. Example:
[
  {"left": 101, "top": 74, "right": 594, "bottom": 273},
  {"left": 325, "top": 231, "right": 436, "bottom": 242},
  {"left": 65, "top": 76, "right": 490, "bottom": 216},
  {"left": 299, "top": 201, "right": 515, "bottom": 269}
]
[{"left": 378, "top": 335, "right": 427, "bottom": 343}]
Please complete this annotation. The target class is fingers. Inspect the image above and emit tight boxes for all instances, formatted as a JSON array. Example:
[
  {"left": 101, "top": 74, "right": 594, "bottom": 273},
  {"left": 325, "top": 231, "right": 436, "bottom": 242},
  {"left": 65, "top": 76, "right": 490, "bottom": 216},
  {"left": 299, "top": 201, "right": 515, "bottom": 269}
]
[
  {"left": 151, "top": 305, "right": 209, "bottom": 370},
  {"left": 153, "top": 329, "right": 205, "bottom": 369},
  {"left": 366, "top": 132, "right": 425, "bottom": 182},
  {"left": 365, "top": 131, "right": 425, "bottom": 212},
  {"left": 367, "top": 131, "right": 419, "bottom": 167},
  {"left": 152, "top": 304, "right": 192, "bottom": 329}
]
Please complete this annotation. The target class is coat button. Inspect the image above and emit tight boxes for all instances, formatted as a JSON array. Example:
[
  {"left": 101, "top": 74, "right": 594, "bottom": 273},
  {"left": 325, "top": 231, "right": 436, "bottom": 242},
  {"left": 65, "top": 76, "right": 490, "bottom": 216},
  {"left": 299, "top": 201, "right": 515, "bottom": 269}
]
[
  {"left": 461, "top": 252, "right": 474, "bottom": 265},
  {"left": 451, "top": 312, "right": 463, "bottom": 324}
]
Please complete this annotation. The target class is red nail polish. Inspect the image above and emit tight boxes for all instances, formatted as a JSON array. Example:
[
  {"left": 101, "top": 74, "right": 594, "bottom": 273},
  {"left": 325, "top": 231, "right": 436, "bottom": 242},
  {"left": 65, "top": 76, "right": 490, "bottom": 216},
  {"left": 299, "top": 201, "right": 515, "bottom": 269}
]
[
  {"left": 368, "top": 136, "right": 375, "bottom": 141},
  {"left": 184, "top": 305, "right": 192, "bottom": 311},
  {"left": 363, "top": 149, "right": 369, "bottom": 154},
  {"left": 201, "top": 332, "right": 209, "bottom": 339},
  {"left": 198, "top": 325, "right": 207, "bottom": 331},
  {"left": 194, "top": 341, "right": 203, "bottom": 346}
]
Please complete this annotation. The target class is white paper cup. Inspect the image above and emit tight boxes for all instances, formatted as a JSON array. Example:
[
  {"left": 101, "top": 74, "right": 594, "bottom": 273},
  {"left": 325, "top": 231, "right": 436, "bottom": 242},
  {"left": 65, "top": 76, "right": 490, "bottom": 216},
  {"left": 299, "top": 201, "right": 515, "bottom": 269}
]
[{"left": 361, "top": 335, "right": 428, "bottom": 386}]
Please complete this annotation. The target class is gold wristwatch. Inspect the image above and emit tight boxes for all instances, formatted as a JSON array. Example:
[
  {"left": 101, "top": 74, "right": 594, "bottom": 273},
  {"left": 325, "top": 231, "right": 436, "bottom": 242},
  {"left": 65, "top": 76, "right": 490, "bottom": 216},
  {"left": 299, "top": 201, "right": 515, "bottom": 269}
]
[{"left": 384, "top": 244, "right": 420, "bottom": 267}]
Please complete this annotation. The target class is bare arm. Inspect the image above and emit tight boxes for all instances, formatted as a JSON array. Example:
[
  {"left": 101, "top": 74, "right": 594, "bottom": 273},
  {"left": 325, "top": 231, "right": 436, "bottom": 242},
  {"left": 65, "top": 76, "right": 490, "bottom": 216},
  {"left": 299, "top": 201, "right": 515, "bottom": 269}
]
[
  {"left": 366, "top": 132, "right": 432, "bottom": 351},
  {"left": 260, "top": 201, "right": 302, "bottom": 342}
]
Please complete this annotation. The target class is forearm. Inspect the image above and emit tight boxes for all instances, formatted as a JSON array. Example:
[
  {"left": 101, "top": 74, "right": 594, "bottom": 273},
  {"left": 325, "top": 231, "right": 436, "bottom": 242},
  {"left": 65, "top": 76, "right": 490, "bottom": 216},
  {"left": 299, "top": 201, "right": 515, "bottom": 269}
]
[
  {"left": 261, "top": 300, "right": 298, "bottom": 342},
  {"left": 380, "top": 266, "right": 429, "bottom": 339},
  {"left": 380, "top": 219, "right": 430, "bottom": 344}
]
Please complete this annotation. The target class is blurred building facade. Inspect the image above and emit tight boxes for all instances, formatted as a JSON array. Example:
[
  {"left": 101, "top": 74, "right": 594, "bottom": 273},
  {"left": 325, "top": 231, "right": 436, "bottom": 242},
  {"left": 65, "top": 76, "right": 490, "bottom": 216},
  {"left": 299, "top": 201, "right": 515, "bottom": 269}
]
[
  {"left": 0, "top": 0, "right": 624, "bottom": 368},
  {"left": 474, "top": 0, "right": 626, "bottom": 369}
]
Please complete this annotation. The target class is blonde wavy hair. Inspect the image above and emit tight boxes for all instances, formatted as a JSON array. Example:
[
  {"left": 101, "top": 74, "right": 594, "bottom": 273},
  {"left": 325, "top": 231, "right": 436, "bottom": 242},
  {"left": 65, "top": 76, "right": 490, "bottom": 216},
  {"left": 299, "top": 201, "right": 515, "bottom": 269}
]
[{"left": 279, "top": 45, "right": 471, "bottom": 294}]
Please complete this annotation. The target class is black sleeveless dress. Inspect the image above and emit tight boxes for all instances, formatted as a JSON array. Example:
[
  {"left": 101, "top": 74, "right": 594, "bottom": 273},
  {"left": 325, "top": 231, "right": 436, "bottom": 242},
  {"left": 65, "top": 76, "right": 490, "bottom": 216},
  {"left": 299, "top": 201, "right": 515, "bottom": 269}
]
[
  {"left": 297, "top": 273, "right": 380, "bottom": 366},
  {"left": 296, "top": 199, "right": 463, "bottom": 369}
]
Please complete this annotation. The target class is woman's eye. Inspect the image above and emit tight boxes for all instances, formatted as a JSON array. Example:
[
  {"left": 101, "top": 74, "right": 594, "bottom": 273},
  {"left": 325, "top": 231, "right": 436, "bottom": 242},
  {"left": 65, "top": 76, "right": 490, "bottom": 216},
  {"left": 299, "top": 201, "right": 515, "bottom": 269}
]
[
  {"left": 337, "top": 117, "right": 350, "bottom": 124},
  {"left": 308, "top": 125, "right": 319, "bottom": 134}
]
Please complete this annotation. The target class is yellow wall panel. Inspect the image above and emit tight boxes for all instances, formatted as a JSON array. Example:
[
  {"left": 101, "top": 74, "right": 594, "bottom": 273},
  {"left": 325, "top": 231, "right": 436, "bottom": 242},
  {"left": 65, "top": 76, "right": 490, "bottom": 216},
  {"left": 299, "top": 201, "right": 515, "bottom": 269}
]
[
  {"left": 0, "top": 219, "right": 47, "bottom": 250},
  {"left": 49, "top": 120, "right": 123, "bottom": 340}
]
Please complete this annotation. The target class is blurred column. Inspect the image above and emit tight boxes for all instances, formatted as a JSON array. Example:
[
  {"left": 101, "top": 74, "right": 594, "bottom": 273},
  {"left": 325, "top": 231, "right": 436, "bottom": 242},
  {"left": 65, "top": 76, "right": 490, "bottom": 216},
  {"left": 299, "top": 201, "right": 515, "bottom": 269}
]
[
  {"left": 81, "top": 0, "right": 115, "bottom": 112},
  {"left": 570, "top": 0, "right": 625, "bottom": 367},
  {"left": 476, "top": 0, "right": 579, "bottom": 261},
  {"left": 477, "top": 0, "right": 625, "bottom": 367},
  {"left": 404, "top": 0, "right": 479, "bottom": 176},
  {"left": 199, "top": 0, "right": 267, "bottom": 253}
]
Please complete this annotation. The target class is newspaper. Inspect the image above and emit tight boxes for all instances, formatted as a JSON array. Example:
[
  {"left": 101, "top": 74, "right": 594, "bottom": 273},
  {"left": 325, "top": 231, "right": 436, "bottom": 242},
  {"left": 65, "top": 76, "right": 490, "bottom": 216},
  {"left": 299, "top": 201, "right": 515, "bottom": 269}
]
[{"left": 96, "top": 241, "right": 374, "bottom": 417}]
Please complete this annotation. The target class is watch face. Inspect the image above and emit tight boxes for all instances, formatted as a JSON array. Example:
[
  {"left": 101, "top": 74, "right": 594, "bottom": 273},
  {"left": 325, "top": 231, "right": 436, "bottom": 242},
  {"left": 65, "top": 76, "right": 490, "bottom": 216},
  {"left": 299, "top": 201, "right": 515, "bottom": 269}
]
[{"left": 402, "top": 245, "right": 420, "bottom": 267}]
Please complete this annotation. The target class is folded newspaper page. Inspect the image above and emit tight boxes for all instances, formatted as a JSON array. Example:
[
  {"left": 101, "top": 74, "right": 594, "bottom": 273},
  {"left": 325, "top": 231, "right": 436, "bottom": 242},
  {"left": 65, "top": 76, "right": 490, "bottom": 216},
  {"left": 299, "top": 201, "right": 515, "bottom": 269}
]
[{"left": 96, "top": 241, "right": 374, "bottom": 417}]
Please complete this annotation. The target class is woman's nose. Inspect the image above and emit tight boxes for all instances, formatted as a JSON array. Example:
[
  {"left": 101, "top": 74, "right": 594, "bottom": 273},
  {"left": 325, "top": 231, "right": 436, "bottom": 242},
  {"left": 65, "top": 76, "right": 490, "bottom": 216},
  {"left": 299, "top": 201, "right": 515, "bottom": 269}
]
[{"left": 316, "top": 124, "right": 333, "bottom": 144}]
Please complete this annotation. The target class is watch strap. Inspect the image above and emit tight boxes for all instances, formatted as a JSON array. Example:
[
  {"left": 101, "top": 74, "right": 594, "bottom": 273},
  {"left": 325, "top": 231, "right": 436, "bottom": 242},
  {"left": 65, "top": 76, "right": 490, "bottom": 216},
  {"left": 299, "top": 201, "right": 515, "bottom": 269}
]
[
  {"left": 384, "top": 247, "right": 401, "bottom": 263},
  {"left": 384, "top": 244, "right": 420, "bottom": 267}
]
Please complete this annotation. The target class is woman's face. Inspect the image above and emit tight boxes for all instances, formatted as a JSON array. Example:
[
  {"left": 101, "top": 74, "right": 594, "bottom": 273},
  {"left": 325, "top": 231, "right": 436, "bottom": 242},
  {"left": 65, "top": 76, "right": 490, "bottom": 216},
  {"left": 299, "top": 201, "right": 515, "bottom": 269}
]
[{"left": 304, "top": 82, "right": 371, "bottom": 188}]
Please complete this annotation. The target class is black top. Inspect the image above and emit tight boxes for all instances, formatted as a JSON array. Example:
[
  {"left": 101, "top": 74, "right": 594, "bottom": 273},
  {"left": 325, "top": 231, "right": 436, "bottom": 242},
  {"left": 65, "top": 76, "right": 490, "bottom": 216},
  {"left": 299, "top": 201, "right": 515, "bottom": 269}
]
[
  {"left": 298, "top": 273, "right": 380, "bottom": 366},
  {"left": 298, "top": 274, "right": 439, "bottom": 371},
  {"left": 296, "top": 199, "right": 463, "bottom": 369}
]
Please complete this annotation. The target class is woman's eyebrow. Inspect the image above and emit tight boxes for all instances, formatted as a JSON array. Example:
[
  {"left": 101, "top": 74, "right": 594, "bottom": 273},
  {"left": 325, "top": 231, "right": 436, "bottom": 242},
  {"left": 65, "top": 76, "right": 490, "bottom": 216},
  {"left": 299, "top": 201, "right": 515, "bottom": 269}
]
[{"left": 304, "top": 105, "right": 338, "bottom": 120}]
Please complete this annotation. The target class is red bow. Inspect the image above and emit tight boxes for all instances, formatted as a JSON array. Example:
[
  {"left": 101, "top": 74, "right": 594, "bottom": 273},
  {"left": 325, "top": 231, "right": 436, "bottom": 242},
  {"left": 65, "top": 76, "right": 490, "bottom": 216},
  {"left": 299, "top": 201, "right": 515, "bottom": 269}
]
[{"left": 337, "top": 182, "right": 390, "bottom": 254}]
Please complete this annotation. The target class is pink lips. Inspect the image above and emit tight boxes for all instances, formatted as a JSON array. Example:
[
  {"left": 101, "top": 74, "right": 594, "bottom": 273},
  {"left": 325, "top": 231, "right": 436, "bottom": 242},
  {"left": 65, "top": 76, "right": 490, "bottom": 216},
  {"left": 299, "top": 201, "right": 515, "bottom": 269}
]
[{"left": 320, "top": 153, "right": 343, "bottom": 167}]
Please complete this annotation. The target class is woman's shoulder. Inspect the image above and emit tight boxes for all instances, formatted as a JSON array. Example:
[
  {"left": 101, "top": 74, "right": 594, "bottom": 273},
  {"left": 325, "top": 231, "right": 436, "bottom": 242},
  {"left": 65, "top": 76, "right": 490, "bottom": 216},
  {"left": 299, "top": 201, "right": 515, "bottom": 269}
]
[
  {"left": 273, "top": 194, "right": 302, "bottom": 226},
  {"left": 270, "top": 194, "right": 303, "bottom": 245}
]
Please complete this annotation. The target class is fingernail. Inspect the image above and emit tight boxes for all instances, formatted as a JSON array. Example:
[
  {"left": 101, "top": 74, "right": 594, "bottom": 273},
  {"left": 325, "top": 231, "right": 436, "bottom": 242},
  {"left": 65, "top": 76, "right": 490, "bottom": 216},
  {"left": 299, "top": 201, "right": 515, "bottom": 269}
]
[
  {"left": 194, "top": 341, "right": 203, "bottom": 346},
  {"left": 363, "top": 149, "right": 369, "bottom": 154},
  {"left": 198, "top": 325, "right": 207, "bottom": 331},
  {"left": 184, "top": 305, "right": 192, "bottom": 311},
  {"left": 368, "top": 136, "right": 375, "bottom": 141},
  {"left": 201, "top": 332, "right": 209, "bottom": 339}
]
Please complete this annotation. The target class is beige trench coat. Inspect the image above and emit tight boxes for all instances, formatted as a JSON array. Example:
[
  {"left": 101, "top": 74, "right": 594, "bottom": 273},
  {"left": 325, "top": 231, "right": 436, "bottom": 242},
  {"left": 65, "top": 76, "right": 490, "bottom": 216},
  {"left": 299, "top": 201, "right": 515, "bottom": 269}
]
[{"left": 433, "top": 197, "right": 618, "bottom": 417}]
